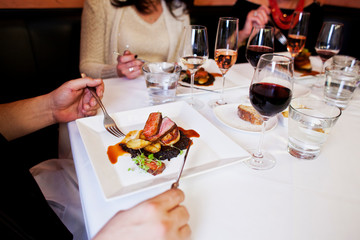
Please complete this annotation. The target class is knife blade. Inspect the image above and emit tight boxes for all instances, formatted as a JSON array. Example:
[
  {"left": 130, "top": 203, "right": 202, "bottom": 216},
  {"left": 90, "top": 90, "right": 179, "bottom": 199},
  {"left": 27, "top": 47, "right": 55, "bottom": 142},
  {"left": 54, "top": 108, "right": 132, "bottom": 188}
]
[{"left": 179, "top": 83, "right": 219, "bottom": 93}]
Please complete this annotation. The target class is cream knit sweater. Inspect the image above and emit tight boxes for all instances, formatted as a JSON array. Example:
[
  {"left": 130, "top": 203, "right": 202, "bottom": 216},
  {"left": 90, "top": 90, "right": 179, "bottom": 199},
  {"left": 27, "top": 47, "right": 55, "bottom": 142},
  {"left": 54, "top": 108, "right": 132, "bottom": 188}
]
[{"left": 79, "top": 0, "right": 190, "bottom": 79}]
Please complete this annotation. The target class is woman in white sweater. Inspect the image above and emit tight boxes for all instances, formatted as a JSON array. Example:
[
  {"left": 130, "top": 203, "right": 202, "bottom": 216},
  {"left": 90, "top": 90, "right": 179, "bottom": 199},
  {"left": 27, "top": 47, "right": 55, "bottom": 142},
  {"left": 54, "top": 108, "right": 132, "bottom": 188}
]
[{"left": 80, "top": 0, "right": 190, "bottom": 79}]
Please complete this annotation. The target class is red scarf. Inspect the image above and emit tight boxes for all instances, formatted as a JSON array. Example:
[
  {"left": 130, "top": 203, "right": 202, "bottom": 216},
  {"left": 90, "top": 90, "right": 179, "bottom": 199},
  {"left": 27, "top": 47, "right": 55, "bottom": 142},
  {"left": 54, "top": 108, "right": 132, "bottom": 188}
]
[{"left": 269, "top": 0, "right": 305, "bottom": 29}]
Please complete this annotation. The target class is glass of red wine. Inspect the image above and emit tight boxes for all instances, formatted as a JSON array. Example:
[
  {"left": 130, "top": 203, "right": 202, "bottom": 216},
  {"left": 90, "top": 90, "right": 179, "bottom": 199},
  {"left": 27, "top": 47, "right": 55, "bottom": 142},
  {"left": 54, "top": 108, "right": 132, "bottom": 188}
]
[
  {"left": 315, "top": 22, "right": 343, "bottom": 86},
  {"left": 246, "top": 54, "right": 293, "bottom": 170},
  {"left": 246, "top": 26, "right": 274, "bottom": 69},
  {"left": 210, "top": 17, "right": 239, "bottom": 106}
]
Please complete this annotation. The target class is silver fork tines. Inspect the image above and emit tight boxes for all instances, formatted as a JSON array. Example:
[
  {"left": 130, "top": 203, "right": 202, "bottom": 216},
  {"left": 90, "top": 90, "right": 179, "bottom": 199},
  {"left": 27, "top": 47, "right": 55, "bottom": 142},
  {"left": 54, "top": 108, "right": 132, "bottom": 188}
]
[
  {"left": 267, "top": 18, "right": 288, "bottom": 46},
  {"left": 87, "top": 87, "right": 125, "bottom": 138}
]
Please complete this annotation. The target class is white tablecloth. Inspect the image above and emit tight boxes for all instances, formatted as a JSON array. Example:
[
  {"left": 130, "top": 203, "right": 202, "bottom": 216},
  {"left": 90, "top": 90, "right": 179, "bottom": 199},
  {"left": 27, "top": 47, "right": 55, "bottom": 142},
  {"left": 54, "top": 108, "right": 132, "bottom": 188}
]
[{"left": 67, "top": 61, "right": 360, "bottom": 240}]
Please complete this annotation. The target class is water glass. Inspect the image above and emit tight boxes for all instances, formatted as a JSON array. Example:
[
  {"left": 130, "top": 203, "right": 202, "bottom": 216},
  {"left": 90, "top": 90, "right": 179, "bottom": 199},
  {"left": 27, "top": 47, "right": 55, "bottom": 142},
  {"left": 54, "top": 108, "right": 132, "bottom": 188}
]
[
  {"left": 332, "top": 55, "right": 358, "bottom": 69},
  {"left": 324, "top": 65, "right": 359, "bottom": 109},
  {"left": 288, "top": 98, "right": 341, "bottom": 160},
  {"left": 143, "top": 62, "right": 181, "bottom": 105}
]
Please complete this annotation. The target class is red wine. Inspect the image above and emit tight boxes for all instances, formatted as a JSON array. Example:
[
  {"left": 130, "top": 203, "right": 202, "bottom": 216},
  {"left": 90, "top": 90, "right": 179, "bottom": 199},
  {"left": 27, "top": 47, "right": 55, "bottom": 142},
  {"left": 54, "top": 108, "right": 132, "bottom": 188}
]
[
  {"left": 246, "top": 45, "right": 273, "bottom": 68},
  {"left": 249, "top": 83, "right": 292, "bottom": 117},
  {"left": 315, "top": 48, "right": 339, "bottom": 62}
]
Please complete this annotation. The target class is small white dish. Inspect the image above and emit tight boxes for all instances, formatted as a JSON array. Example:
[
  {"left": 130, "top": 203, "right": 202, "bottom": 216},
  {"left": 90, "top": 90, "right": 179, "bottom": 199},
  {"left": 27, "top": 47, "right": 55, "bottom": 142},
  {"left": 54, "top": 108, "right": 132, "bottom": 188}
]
[{"left": 213, "top": 103, "right": 278, "bottom": 133}]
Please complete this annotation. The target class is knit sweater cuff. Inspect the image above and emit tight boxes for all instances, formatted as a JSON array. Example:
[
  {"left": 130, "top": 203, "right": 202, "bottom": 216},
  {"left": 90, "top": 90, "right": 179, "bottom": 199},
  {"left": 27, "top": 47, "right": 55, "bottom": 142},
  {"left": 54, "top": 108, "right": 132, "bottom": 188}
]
[{"left": 101, "top": 64, "right": 118, "bottom": 79}]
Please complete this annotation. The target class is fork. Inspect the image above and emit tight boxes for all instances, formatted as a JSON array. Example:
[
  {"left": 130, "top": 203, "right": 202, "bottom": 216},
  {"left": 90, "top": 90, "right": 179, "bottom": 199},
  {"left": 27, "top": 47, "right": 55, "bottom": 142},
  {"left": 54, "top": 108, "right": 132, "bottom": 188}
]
[
  {"left": 81, "top": 74, "right": 125, "bottom": 138},
  {"left": 267, "top": 18, "right": 288, "bottom": 46}
]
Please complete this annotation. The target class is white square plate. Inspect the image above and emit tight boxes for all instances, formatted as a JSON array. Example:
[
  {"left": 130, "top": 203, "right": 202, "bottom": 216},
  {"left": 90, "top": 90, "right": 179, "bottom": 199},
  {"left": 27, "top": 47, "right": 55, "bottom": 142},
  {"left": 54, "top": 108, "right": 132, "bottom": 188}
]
[{"left": 76, "top": 101, "right": 250, "bottom": 199}]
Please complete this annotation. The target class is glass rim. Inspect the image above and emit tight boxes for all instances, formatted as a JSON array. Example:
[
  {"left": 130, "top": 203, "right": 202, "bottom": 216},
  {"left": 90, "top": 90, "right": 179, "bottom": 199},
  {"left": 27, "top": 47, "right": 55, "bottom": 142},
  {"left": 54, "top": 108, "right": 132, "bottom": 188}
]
[
  {"left": 252, "top": 25, "right": 274, "bottom": 30},
  {"left": 187, "top": 25, "right": 207, "bottom": 30},
  {"left": 322, "top": 21, "right": 344, "bottom": 27},
  {"left": 142, "top": 62, "right": 182, "bottom": 74},
  {"left": 259, "top": 53, "right": 293, "bottom": 63},
  {"left": 219, "top": 17, "right": 239, "bottom": 21},
  {"left": 325, "top": 65, "right": 358, "bottom": 75},
  {"left": 289, "top": 98, "right": 342, "bottom": 120}
]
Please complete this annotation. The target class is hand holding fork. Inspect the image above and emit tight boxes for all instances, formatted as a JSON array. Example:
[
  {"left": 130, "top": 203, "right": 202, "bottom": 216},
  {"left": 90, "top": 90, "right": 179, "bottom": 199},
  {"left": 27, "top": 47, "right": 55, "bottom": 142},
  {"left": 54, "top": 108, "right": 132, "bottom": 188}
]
[{"left": 81, "top": 73, "right": 125, "bottom": 138}]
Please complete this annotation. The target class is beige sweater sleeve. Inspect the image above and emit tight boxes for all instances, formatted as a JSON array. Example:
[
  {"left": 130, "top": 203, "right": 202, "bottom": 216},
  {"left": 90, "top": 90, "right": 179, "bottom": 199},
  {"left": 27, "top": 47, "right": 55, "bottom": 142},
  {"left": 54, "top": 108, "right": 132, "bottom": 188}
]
[{"left": 80, "top": 0, "right": 118, "bottom": 79}]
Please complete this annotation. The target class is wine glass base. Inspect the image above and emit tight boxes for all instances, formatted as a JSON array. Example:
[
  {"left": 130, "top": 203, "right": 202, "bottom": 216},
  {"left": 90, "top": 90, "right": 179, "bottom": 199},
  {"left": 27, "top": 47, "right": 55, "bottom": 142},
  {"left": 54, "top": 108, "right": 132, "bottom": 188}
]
[
  {"left": 186, "top": 98, "right": 204, "bottom": 110},
  {"left": 208, "top": 98, "right": 227, "bottom": 108},
  {"left": 312, "top": 74, "right": 325, "bottom": 88},
  {"left": 208, "top": 97, "right": 238, "bottom": 108},
  {"left": 243, "top": 151, "right": 276, "bottom": 170}
]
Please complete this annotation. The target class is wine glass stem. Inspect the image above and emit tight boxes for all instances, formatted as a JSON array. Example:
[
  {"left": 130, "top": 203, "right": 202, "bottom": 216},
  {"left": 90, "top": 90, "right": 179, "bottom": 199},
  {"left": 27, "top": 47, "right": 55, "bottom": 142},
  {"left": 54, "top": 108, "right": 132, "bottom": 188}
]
[
  {"left": 220, "top": 74, "right": 226, "bottom": 102},
  {"left": 314, "top": 60, "right": 326, "bottom": 88},
  {"left": 254, "top": 120, "right": 267, "bottom": 158},
  {"left": 320, "top": 60, "right": 326, "bottom": 75},
  {"left": 190, "top": 71, "right": 195, "bottom": 106}
]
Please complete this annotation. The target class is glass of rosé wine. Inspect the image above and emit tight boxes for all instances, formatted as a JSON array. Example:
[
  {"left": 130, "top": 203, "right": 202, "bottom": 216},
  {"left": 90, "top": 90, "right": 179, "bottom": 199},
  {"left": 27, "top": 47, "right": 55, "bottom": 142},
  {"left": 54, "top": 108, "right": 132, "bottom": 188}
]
[
  {"left": 315, "top": 22, "right": 343, "bottom": 86},
  {"left": 210, "top": 17, "right": 239, "bottom": 106},
  {"left": 246, "top": 54, "right": 293, "bottom": 170},
  {"left": 287, "top": 11, "right": 310, "bottom": 60},
  {"left": 246, "top": 26, "right": 274, "bottom": 70},
  {"left": 179, "top": 25, "right": 209, "bottom": 109}
]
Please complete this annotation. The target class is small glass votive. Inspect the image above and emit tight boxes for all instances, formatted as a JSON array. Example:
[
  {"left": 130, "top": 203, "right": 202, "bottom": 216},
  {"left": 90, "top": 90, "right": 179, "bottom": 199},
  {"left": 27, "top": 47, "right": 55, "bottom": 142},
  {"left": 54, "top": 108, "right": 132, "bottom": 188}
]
[
  {"left": 142, "top": 62, "right": 182, "bottom": 105},
  {"left": 324, "top": 65, "right": 359, "bottom": 110},
  {"left": 288, "top": 98, "right": 341, "bottom": 160}
]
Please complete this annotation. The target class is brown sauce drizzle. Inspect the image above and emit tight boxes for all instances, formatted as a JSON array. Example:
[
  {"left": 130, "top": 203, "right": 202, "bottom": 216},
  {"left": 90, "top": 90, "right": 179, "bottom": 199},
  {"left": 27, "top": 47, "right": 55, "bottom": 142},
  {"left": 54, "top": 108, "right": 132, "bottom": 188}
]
[
  {"left": 107, "top": 144, "right": 127, "bottom": 164},
  {"left": 178, "top": 127, "right": 200, "bottom": 138},
  {"left": 300, "top": 70, "right": 320, "bottom": 77},
  {"left": 210, "top": 72, "right": 222, "bottom": 78},
  {"left": 106, "top": 128, "right": 199, "bottom": 164}
]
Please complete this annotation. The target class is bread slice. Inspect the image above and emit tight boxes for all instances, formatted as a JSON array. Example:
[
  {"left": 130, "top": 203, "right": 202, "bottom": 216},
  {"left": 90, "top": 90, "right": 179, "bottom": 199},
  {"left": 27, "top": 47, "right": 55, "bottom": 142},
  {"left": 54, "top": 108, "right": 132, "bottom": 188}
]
[{"left": 237, "top": 105, "right": 263, "bottom": 125}]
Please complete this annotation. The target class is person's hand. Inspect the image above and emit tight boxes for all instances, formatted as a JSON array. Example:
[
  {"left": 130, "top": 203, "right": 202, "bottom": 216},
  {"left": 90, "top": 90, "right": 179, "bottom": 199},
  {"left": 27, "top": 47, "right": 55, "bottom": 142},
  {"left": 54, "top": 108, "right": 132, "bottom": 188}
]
[
  {"left": 93, "top": 188, "right": 191, "bottom": 240},
  {"left": 116, "top": 50, "right": 144, "bottom": 79},
  {"left": 49, "top": 77, "right": 104, "bottom": 123},
  {"left": 239, "top": 5, "right": 271, "bottom": 45}
]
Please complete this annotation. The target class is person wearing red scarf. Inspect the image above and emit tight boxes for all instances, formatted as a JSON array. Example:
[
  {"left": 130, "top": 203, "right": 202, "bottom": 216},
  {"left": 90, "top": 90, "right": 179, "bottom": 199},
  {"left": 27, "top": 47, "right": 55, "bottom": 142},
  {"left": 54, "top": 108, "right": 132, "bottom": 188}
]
[{"left": 232, "top": 0, "right": 323, "bottom": 63}]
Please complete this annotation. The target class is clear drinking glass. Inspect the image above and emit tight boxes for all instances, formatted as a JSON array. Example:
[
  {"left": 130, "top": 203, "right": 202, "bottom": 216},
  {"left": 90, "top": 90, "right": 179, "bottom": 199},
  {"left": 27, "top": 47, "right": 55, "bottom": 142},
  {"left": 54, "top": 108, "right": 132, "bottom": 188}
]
[
  {"left": 288, "top": 98, "right": 341, "bottom": 159},
  {"left": 179, "top": 25, "right": 209, "bottom": 109},
  {"left": 210, "top": 17, "right": 239, "bottom": 106},
  {"left": 287, "top": 11, "right": 310, "bottom": 60},
  {"left": 245, "top": 26, "right": 274, "bottom": 70},
  {"left": 324, "top": 65, "right": 359, "bottom": 110},
  {"left": 246, "top": 54, "right": 293, "bottom": 170}
]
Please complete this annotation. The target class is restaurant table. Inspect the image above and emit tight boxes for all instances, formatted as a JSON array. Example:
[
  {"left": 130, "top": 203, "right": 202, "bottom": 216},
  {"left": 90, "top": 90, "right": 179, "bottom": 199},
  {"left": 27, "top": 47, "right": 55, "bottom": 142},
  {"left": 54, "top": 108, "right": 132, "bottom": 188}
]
[{"left": 67, "top": 60, "right": 360, "bottom": 240}]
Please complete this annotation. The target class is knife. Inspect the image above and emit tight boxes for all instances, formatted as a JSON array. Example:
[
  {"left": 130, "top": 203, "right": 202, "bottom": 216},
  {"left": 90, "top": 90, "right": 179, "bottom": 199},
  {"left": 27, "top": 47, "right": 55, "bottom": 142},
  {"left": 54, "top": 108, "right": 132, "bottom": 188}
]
[
  {"left": 171, "top": 140, "right": 192, "bottom": 189},
  {"left": 178, "top": 83, "right": 219, "bottom": 93}
]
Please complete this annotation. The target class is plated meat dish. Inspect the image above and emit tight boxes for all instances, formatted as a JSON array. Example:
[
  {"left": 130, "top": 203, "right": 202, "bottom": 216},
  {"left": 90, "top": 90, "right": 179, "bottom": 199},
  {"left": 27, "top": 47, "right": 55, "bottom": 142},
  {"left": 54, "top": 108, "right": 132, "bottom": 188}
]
[
  {"left": 180, "top": 68, "right": 219, "bottom": 86},
  {"left": 110, "top": 112, "right": 197, "bottom": 176}
]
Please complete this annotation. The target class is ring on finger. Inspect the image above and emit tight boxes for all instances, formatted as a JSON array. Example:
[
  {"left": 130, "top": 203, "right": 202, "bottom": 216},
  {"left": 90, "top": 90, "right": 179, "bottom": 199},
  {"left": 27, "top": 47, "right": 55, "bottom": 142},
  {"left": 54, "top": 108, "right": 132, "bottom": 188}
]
[
  {"left": 254, "top": 11, "right": 258, "bottom": 17},
  {"left": 129, "top": 67, "right": 134, "bottom": 72}
]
